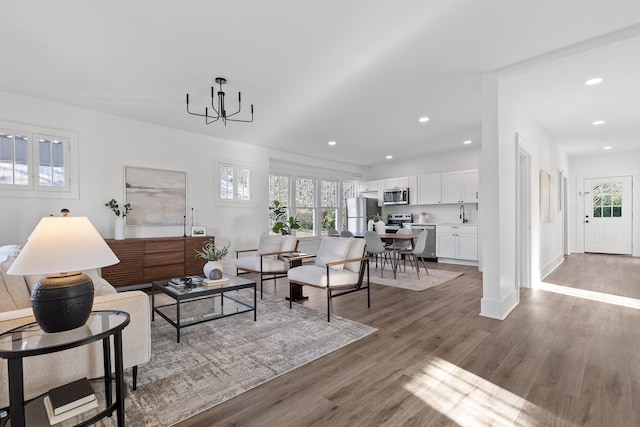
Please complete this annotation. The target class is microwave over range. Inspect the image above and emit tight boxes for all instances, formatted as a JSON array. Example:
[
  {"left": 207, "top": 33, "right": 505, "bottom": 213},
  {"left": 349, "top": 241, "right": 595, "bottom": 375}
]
[{"left": 383, "top": 187, "right": 409, "bottom": 205}]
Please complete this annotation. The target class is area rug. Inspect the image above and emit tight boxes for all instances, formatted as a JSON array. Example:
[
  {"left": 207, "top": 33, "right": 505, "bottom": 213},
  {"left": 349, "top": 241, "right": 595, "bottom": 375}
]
[
  {"left": 98, "top": 290, "right": 376, "bottom": 426},
  {"left": 370, "top": 265, "right": 463, "bottom": 291}
]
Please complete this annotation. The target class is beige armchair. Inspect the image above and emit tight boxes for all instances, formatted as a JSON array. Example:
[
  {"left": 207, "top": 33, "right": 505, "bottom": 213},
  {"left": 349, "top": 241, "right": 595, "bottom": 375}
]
[
  {"left": 234, "top": 233, "right": 299, "bottom": 298},
  {"left": 287, "top": 237, "right": 370, "bottom": 321}
]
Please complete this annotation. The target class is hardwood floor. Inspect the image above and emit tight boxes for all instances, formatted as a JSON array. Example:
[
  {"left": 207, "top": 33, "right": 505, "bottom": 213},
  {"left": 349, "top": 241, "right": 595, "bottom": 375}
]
[{"left": 176, "top": 254, "right": 640, "bottom": 426}]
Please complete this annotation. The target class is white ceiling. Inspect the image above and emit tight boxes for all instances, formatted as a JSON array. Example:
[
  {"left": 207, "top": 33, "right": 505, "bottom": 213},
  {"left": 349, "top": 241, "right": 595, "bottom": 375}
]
[{"left": 1, "top": 0, "right": 639, "bottom": 166}]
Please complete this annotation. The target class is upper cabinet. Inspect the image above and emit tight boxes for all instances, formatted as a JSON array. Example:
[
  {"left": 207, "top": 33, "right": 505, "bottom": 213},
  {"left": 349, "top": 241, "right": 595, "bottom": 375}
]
[
  {"left": 417, "top": 173, "right": 442, "bottom": 205},
  {"left": 441, "top": 169, "right": 478, "bottom": 203},
  {"left": 383, "top": 176, "right": 409, "bottom": 190},
  {"left": 358, "top": 180, "right": 379, "bottom": 193}
]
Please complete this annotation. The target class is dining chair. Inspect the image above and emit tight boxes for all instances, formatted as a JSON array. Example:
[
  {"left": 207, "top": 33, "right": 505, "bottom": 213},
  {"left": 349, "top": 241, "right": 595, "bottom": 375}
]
[
  {"left": 364, "top": 231, "right": 390, "bottom": 276},
  {"left": 393, "top": 228, "right": 413, "bottom": 271},
  {"left": 398, "top": 230, "right": 429, "bottom": 279},
  {"left": 340, "top": 230, "right": 354, "bottom": 237}
]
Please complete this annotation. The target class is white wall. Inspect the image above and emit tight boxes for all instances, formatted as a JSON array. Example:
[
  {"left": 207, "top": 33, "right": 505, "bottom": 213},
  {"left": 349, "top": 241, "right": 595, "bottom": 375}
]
[
  {"left": 0, "top": 91, "right": 273, "bottom": 273},
  {"left": 569, "top": 149, "right": 640, "bottom": 256},
  {"left": 480, "top": 71, "right": 568, "bottom": 320}
]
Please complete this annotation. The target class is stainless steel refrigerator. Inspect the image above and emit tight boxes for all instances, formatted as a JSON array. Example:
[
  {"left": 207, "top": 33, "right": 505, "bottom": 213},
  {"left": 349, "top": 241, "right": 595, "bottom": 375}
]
[{"left": 346, "top": 197, "right": 379, "bottom": 235}]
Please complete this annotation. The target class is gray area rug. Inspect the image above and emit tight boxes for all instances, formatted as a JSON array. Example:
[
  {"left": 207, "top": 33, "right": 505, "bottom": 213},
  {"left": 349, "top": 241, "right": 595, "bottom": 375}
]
[
  {"left": 99, "top": 290, "right": 376, "bottom": 426},
  {"left": 370, "top": 264, "right": 463, "bottom": 291}
]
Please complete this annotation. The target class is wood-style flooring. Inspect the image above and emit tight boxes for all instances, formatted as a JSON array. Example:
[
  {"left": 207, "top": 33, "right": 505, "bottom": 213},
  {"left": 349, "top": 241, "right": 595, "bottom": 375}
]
[{"left": 176, "top": 254, "right": 640, "bottom": 426}]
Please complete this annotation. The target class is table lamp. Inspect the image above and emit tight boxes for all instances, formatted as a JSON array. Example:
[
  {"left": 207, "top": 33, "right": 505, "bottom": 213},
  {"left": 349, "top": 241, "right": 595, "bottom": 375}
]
[{"left": 7, "top": 217, "right": 119, "bottom": 333}]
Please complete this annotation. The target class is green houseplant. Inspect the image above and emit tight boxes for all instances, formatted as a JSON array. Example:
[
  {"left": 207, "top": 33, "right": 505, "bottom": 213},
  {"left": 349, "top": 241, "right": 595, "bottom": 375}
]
[
  {"left": 269, "top": 200, "right": 300, "bottom": 235},
  {"left": 195, "top": 238, "right": 229, "bottom": 280},
  {"left": 105, "top": 199, "right": 132, "bottom": 240}
]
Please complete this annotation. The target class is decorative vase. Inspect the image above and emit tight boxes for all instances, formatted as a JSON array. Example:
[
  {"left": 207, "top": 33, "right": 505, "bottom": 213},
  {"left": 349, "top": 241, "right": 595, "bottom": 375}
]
[
  {"left": 367, "top": 219, "right": 375, "bottom": 231},
  {"left": 204, "top": 261, "right": 223, "bottom": 280},
  {"left": 375, "top": 220, "right": 386, "bottom": 234},
  {"left": 114, "top": 217, "right": 125, "bottom": 240}
]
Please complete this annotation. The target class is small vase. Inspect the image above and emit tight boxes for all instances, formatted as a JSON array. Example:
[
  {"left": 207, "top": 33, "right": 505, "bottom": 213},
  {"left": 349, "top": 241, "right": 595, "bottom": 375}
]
[
  {"left": 114, "top": 217, "right": 125, "bottom": 240},
  {"left": 375, "top": 220, "right": 386, "bottom": 235},
  {"left": 204, "top": 261, "right": 223, "bottom": 280}
]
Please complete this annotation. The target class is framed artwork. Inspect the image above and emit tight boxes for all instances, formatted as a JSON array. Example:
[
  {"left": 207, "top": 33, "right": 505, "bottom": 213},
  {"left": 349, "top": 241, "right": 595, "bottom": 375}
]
[
  {"left": 125, "top": 166, "right": 187, "bottom": 226},
  {"left": 540, "top": 170, "right": 552, "bottom": 224},
  {"left": 191, "top": 226, "right": 206, "bottom": 236}
]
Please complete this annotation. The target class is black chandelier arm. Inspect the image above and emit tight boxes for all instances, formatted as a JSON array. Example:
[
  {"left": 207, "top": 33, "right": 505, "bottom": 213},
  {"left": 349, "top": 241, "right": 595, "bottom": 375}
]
[
  {"left": 209, "top": 86, "right": 221, "bottom": 116},
  {"left": 224, "top": 105, "right": 254, "bottom": 123},
  {"left": 225, "top": 92, "right": 243, "bottom": 118}
]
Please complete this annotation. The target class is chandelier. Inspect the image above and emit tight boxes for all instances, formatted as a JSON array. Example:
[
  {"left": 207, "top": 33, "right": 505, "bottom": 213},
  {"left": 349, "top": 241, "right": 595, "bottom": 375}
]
[{"left": 186, "top": 77, "right": 254, "bottom": 125}]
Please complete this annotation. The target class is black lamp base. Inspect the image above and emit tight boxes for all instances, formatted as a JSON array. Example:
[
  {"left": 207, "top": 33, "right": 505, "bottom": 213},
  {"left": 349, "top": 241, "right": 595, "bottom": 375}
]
[{"left": 31, "top": 273, "right": 94, "bottom": 333}]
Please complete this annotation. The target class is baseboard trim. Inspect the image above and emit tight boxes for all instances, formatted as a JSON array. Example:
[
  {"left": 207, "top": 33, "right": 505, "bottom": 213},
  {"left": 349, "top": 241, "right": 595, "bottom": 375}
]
[
  {"left": 480, "top": 289, "right": 518, "bottom": 320},
  {"left": 541, "top": 253, "right": 565, "bottom": 280}
]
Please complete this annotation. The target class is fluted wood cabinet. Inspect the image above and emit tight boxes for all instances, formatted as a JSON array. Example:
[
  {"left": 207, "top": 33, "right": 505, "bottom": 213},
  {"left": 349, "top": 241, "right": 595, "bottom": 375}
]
[{"left": 102, "top": 236, "right": 211, "bottom": 288}]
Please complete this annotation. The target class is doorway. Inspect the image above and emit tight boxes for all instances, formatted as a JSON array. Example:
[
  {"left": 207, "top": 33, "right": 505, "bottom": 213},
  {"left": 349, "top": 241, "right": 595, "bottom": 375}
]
[
  {"left": 516, "top": 135, "right": 531, "bottom": 292},
  {"left": 583, "top": 176, "right": 632, "bottom": 255}
]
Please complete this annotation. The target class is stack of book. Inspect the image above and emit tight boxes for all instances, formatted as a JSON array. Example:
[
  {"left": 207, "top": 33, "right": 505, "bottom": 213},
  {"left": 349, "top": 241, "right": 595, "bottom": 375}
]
[
  {"left": 202, "top": 277, "right": 229, "bottom": 287},
  {"left": 168, "top": 276, "right": 203, "bottom": 289},
  {"left": 44, "top": 377, "right": 98, "bottom": 424}
]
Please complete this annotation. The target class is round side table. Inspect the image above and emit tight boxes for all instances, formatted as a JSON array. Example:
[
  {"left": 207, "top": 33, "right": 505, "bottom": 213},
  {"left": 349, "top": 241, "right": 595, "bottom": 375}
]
[{"left": 0, "top": 310, "right": 130, "bottom": 427}]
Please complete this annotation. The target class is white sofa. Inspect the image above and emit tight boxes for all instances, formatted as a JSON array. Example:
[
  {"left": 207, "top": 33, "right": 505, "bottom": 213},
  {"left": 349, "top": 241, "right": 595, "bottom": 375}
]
[{"left": 0, "top": 248, "right": 151, "bottom": 409}]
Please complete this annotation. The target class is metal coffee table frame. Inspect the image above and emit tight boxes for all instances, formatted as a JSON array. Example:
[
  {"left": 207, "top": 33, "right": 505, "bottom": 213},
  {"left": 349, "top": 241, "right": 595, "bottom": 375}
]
[{"left": 151, "top": 274, "right": 256, "bottom": 343}]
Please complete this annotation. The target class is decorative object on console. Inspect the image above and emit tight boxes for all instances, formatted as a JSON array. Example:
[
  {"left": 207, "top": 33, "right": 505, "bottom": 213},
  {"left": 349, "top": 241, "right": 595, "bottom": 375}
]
[
  {"left": 269, "top": 200, "right": 301, "bottom": 235},
  {"left": 195, "top": 238, "right": 229, "bottom": 279},
  {"left": 7, "top": 217, "right": 119, "bottom": 332},
  {"left": 124, "top": 166, "right": 187, "bottom": 226},
  {"left": 105, "top": 198, "right": 131, "bottom": 240},
  {"left": 186, "top": 76, "right": 254, "bottom": 125},
  {"left": 191, "top": 226, "right": 206, "bottom": 236}
]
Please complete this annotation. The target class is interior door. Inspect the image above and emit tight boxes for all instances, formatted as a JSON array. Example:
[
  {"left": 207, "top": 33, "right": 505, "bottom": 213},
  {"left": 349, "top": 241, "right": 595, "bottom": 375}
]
[{"left": 584, "top": 176, "right": 632, "bottom": 254}]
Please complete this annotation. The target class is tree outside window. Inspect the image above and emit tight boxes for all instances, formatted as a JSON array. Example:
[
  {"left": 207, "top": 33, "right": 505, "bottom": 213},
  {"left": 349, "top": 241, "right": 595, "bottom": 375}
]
[
  {"left": 321, "top": 180, "right": 338, "bottom": 234},
  {"left": 296, "top": 177, "right": 315, "bottom": 237}
]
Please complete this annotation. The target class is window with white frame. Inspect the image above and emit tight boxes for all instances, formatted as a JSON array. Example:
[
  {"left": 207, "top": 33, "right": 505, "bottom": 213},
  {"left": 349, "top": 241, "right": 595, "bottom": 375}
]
[
  {"left": 295, "top": 177, "right": 315, "bottom": 238},
  {"left": 269, "top": 173, "right": 359, "bottom": 237},
  {"left": 0, "top": 122, "right": 77, "bottom": 198},
  {"left": 217, "top": 161, "right": 252, "bottom": 202},
  {"left": 321, "top": 179, "right": 338, "bottom": 234}
]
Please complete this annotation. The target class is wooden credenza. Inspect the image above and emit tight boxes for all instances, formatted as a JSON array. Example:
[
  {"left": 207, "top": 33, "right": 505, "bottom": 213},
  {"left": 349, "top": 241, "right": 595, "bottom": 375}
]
[{"left": 102, "top": 236, "right": 212, "bottom": 288}]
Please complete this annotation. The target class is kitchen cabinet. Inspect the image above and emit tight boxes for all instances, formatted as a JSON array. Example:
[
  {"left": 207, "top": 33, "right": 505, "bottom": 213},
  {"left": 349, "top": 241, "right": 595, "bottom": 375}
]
[
  {"left": 417, "top": 173, "right": 442, "bottom": 204},
  {"left": 436, "top": 224, "right": 478, "bottom": 261},
  {"left": 383, "top": 176, "right": 409, "bottom": 190},
  {"left": 441, "top": 169, "right": 478, "bottom": 203},
  {"left": 358, "top": 180, "right": 379, "bottom": 193}
]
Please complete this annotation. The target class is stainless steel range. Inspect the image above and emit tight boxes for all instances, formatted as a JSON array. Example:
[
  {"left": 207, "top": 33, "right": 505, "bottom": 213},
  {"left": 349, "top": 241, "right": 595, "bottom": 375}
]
[{"left": 386, "top": 213, "right": 412, "bottom": 233}]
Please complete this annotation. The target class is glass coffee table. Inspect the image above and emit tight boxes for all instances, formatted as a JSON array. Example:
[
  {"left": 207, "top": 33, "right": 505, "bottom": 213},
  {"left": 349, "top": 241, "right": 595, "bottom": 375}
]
[{"left": 151, "top": 274, "right": 256, "bottom": 343}]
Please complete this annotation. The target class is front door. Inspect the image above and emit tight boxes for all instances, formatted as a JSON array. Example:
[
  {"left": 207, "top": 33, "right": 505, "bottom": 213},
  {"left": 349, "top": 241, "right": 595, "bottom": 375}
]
[{"left": 584, "top": 176, "right": 632, "bottom": 254}]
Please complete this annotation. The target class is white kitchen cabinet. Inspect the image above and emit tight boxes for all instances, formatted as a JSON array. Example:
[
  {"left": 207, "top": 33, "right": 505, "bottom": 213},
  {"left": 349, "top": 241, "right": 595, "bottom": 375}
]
[
  {"left": 436, "top": 224, "right": 478, "bottom": 261},
  {"left": 383, "top": 176, "right": 409, "bottom": 190},
  {"left": 441, "top": 169, "right": 478, "bottom": 203},
  {"left": 358, "top": 180, "right": 379, "bottom": 193},
  {"left": 417, "top": 173, "right": 442, "bottom": 205}
]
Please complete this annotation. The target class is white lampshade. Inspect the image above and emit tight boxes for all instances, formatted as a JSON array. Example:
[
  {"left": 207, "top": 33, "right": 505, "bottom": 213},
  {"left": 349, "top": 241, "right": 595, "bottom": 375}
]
[{"left": 8, "top": 216, "right": 119, "bottom": 275}]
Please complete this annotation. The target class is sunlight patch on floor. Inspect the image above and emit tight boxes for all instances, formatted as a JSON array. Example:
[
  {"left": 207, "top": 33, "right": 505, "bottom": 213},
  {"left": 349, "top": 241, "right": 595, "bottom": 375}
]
[
  {"left": 404, "top": 357, "right": 553, "bottom": 426},
  {"left": 536, "top": 281, "right": 640, "bottom": 309}
]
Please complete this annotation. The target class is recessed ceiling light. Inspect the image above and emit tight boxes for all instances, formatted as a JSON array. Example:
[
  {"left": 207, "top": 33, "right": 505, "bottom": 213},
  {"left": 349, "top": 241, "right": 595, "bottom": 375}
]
[
  {"left": 386, "top": 155, "right": 393, "bottom": 159},
  {"left": 603, "top": 146, "right": 613, "bottom": 150},
  {"left": 418, "top": 117, "right": 429, "bottom": 123},
  {"left": 584, "top": 77, "right": 603, "bottom": 86},
  {"left": 592, "top": 120, "right": 606, "bottom": 125},
  {"left": 327, "top": 140, "right": 336, "bottom": 146},
  {"left": 463, "top": 140, "right": 472, "bottom": 145}
]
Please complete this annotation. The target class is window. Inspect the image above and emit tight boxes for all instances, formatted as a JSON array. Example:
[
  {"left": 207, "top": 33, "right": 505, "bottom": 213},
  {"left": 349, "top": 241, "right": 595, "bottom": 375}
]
[
  {"left": 268, "top": 173, "right": 358, "bottom": 237},
  {"left": 217, "top": 161, "right": 252, "bottom": 203},
  {"left": 321, "top": 180, "right": 338, "bottom": 234},
  {"left": 0, "top": 121, "right": 77, "bottom": 198},
  {"left": 295, "top": 177, "right": 315, "bottom": 238},
  {"left": 593, "top": 182, "right": 622, "bottom": 217},
  {"left": 269, "top": 174, "right": 289, "bottom": 205}
]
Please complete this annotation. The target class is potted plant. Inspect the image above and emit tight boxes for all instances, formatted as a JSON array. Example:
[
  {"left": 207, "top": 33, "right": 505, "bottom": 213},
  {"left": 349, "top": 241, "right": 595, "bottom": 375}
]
[
  {"left": 195, "top": 238, "right": 230, "bottom": 279},
  {"left": 269, "top": 200, "right": 300, "bottom": 235},
  {"left": 105, "top": 199, "right": 132, "bottom": 240}
]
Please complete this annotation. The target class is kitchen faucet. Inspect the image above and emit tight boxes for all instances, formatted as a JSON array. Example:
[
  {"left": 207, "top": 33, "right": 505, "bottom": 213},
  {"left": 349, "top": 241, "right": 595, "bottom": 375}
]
[{"left": 460, "top": 205, "right": 466, "bottom": 223}]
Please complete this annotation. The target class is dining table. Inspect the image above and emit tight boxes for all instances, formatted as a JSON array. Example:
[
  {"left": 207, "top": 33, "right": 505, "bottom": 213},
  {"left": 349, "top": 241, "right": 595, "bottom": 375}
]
[{"left": 377, "top": 232, "right": 421, "bottom": 279}]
